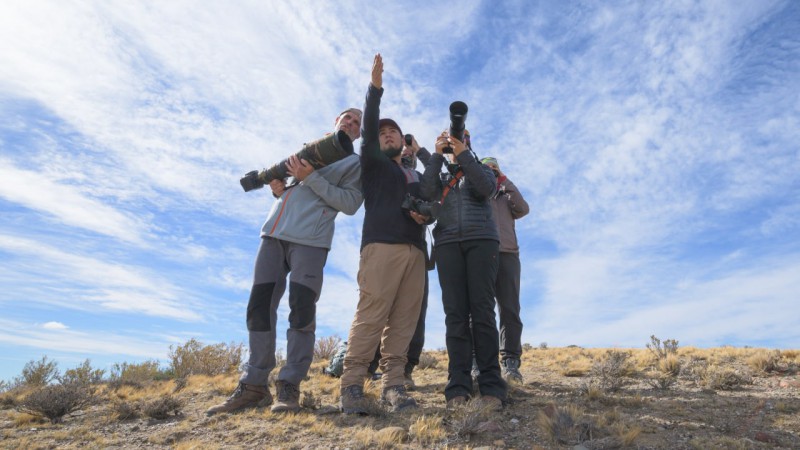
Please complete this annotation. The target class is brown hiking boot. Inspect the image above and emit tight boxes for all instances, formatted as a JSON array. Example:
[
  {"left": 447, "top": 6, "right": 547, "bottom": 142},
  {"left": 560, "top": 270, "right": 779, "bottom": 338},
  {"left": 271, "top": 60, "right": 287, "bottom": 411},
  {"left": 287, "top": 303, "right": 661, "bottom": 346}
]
[
  {"left": 446, "top": 395, "right": 468, "bottom": 410},
  {"left": 340, "top": 385, "right": 368, "bottom": 415},
  {"left": 271, "top": 380, "right": 301, "bottom": 413},
  {"left": 381, "top": 385, "right": 417, "bottom": 412},
  {"left": 479, "top": 395, "right": 503, "bottom": 411},
  {"left": 205, "top": 382, "right": 271, "bottom": 416}
]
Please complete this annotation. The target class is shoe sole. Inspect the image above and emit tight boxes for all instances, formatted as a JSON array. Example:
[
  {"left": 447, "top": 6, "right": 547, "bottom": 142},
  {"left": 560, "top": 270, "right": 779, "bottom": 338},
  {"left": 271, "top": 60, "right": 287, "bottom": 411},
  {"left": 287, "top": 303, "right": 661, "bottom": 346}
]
[{"left": 270, "top": 405, "right": 301, "bottom": 413}]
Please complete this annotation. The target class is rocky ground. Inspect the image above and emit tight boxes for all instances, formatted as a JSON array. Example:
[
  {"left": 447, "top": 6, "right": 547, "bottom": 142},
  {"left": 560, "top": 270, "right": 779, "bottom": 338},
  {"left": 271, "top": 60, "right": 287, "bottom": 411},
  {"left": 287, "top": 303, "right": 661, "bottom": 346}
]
[{"left": 1, "top": 346, "right": 799, "bottom": 449}]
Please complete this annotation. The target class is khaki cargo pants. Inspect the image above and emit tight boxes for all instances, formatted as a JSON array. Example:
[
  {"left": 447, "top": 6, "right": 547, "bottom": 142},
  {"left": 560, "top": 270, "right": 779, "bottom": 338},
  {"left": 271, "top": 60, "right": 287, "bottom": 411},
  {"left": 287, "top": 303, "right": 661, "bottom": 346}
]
[{"left": 341, "top": 243, "right": 425, "bottom": 390}]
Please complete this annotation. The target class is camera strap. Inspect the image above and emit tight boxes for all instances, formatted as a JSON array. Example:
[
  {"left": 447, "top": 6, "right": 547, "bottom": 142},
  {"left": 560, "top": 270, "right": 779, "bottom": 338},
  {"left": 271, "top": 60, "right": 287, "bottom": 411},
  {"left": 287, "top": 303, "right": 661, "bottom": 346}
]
[{"left": 440, "top": 169, "right": 464, "bottom": 203}]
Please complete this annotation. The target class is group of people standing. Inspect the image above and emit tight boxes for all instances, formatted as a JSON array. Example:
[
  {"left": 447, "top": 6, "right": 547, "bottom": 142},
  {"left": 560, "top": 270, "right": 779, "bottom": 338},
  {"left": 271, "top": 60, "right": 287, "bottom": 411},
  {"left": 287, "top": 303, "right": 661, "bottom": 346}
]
[{"left": 206, "top": 54, "right": 529, "bottom": 417}]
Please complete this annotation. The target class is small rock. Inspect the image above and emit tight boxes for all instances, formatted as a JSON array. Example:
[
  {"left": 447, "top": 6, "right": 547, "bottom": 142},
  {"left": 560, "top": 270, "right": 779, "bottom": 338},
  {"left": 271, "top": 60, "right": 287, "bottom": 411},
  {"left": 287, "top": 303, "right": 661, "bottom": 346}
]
[
  {"left": 493, "top": 439, "right": 506, "bottom": 447},
  {"left": 510, "top": 418, "right": 520, "bottom": 424},
  {"left": 315, "top": 405, "right": 340, "bottom": 415},
  {"left": 475, "top": 420, "right": 503, "bottom": 433},
  {"left": 778, "top": 378, "right": 800, "bottom": 388},
  {"left": 754, "top": 431, "right": 778, "bottom": 444}
]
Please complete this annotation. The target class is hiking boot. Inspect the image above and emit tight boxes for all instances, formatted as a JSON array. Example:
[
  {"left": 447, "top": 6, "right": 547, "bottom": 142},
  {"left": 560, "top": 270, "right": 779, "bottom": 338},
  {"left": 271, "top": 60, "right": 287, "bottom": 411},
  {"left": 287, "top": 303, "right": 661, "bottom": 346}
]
[
  {"left": 501, "top": 358, "right": 524, "bottom": 384},
  {"left": 446, "top": 395, "right": 468, "bottom": 411},
  {"left": 271, "top": 380, "right": 301, "bottom": 413},
  {"left": 381, "top": 385, "right": 417, "bottom": 412},
  {"left": 205, "top": 382, "right": 271, "bottom": 416},
  {"left": 479, "top": 395, "right": 503, "bottom": 411},
  {"left": 403, "top": 370, "right": 416, "bottom": 391},
  {"left": 340, "top": 385, "right": 367, "bottom": 415}
]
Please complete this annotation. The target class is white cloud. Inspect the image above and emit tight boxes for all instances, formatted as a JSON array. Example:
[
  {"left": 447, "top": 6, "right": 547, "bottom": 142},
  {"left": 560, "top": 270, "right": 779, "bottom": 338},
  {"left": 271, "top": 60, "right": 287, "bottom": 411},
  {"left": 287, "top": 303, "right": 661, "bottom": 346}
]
[
  {"left": 41, "top": 321, "right": 68, "bottom": 330},
  {"left": 0, "top": 318, "right": 169, "bottom": 360},
  {"left": 0, "top": 159, "right": 150, "bottom": 245},
  {"left": 0, "top": 235, "right": 201, "bottom": 321}
]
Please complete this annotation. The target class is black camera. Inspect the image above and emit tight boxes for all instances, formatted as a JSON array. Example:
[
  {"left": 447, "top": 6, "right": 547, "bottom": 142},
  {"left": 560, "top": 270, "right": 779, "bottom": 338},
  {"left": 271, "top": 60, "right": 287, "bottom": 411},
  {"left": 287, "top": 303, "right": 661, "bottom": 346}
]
[
  {"left": 444, "top": 101, "right": 468, "bottom": 154},
  {"left": 404, "top": 134, "right": 413, "bottom": 146},
  {"left": 401, "top": 193, "right": 441, "bottom": 219},
  {"left": 240, "top": 130, "right": 354, "bottom": 192}
]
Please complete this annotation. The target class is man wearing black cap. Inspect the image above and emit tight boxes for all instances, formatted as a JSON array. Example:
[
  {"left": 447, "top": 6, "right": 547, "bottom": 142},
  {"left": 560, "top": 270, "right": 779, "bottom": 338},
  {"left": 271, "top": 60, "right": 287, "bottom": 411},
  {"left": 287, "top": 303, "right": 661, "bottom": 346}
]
[{"left": 340, "top": 53, "right": 429, "bottom": 414}]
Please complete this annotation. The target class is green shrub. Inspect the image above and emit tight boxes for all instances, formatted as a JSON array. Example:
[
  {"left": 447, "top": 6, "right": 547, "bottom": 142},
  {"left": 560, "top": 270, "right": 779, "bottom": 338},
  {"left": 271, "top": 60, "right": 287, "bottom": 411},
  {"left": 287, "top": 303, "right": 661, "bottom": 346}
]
[{"left": 168, "top": 338, "right": 244, "bottom": 378}]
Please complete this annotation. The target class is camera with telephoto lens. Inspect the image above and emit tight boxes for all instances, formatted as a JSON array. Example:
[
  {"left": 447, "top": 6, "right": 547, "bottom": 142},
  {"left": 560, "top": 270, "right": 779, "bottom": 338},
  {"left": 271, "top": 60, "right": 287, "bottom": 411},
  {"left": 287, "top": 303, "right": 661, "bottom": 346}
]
[
  {"left": 401, "top": 193, "right": 441, "bottom": 219},
  {"left": 240, "top": 130, "right": 354, "bottom": 192},
  {"left": 444, "top": 101, "right": 468, "bottom": 154}
]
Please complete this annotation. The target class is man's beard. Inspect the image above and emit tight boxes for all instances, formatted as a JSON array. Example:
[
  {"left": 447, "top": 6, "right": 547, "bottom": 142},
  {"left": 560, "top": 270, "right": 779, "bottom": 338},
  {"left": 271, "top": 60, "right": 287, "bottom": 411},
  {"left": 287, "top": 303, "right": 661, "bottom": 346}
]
[{"left": 382, "top": 146, "right": 402, "bottom": 159}]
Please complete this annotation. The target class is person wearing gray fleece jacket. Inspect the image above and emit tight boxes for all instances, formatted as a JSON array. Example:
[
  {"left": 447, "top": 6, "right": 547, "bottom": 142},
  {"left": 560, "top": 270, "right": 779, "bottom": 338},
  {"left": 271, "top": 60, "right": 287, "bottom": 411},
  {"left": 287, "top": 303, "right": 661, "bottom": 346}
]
[{"left": 207, "top": 108, "right": 363, "bottom": 416}]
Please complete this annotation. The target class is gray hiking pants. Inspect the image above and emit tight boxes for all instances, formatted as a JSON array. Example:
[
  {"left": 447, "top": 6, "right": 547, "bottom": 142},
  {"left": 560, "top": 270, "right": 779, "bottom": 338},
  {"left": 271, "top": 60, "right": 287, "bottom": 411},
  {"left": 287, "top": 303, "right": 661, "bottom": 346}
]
[{"left": 241, "top": 237, "right": 327, "bottom": 387}]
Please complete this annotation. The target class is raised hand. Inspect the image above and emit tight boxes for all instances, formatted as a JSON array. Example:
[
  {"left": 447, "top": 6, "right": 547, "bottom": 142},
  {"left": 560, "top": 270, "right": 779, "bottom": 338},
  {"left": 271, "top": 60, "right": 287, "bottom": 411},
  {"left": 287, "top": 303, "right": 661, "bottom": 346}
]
[{"left": 371, "top": 53, "right": 383, "bottom": 89}]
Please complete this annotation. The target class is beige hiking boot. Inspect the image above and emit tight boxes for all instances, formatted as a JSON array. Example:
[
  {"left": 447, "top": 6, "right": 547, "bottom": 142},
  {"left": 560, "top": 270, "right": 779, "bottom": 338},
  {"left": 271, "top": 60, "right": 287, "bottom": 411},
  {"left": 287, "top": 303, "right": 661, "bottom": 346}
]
[
  {"left": 271, "top": 380, "right": 301, "bottom": 413},
  {"left": 340, "top": 385, "right": 367, "bottom": 415},
  {"left": 381, "top": 385, "right": 417, "bottom": 412},
  {"left": 205, "top": 382, "right": 272, "bottom": 416}
]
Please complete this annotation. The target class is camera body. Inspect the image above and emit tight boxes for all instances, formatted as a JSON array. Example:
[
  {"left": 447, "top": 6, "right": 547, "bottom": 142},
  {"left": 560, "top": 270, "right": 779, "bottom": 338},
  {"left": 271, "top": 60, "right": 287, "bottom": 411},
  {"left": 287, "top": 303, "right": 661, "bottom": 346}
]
[{"left": 401, "top": 193, "right": 441, "bottom": 219}]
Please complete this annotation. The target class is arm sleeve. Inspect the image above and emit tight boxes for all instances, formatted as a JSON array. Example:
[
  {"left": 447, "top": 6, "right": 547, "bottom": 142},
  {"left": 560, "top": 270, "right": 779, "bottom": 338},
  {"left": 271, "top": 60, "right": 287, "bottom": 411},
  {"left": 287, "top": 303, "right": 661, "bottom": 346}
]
[
  {"left": 502, "top": 179, "right": 530, "bottom": 219},
  {"left": 360, "top": 83, "right": 386, "bottom": 164},
  {"left": 416, "top": 147, "right": 432, "bottom": 168},
  {"left": 421, "top": 153, "right": 446, "bottom": 201},
  {"left": 457, "top": 152, "right": 497, "bottom": 200},
  {"left": 302, "top": 157, "right": 363, "bottom": 215}
]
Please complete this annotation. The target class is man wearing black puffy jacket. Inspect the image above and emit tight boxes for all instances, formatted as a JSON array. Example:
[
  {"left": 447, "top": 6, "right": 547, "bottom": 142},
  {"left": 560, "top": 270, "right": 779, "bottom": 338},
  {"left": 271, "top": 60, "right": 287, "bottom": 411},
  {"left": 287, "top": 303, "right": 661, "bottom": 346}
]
[{"left": 420, "top": 130, "right": 506, "bottom": 411}]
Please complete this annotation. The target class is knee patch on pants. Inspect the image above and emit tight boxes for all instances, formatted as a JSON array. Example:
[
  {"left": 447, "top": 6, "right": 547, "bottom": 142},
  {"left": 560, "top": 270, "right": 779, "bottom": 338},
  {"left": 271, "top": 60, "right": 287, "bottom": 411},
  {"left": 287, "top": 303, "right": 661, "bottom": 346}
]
[
  {"left": 246, "top": 282, "right": 276, "bottom": 332},
  {"left": 288, "top": 282, "right": 317, "bottom": 329}
]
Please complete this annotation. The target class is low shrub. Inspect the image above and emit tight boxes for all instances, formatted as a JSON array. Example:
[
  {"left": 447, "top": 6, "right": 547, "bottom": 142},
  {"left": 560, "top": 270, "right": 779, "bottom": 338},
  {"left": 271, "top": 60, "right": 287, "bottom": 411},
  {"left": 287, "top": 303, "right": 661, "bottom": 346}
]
[
  {"left": 142, "top": 396, "right": 184, "bottom": 420},
  {"left": 168, "top": 339, "right": 244, "bottom": 378},
  {"left": 646, "top": 335, "right": 679, "bottom": 360},
  {"left": 16, "top": 356, "right": 59, "bottom": 387},
  {"left": 313, "top": 336, "right": 342, "bottom": 362},
  {"left": 16, "top": 382, "right": 94, "bottom": 423},
  {"left": 590, "top": 351, "right": 633, "bottom": 392},
  {"left": 110, "top": 360, "right": 168, "bottom": 385},
  {"left": 417, "top": 352, "right": 439, "bottom": 370},
  {"left": 59, "top": 359, "right": 105, "bottom": 385}
]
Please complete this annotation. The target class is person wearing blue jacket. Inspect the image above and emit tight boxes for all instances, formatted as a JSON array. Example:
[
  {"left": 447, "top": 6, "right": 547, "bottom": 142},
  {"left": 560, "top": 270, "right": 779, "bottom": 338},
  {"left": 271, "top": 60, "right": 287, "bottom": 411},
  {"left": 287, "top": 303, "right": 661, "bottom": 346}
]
[{"left": 207, "top": 108, "right": 363, "bottom": 416}]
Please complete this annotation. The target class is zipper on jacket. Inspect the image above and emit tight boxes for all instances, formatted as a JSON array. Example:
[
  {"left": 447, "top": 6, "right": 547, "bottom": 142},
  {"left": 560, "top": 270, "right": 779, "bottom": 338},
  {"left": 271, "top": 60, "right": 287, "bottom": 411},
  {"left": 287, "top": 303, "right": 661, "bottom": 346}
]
[{"left": 268, "top": 187, "right": 294, "bottom": 236}]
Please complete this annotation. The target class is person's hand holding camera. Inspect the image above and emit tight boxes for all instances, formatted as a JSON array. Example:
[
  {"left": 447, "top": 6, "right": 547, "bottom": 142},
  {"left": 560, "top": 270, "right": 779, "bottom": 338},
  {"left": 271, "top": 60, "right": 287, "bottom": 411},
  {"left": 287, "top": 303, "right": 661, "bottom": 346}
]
[
  {"left": 435, "top": 131, "right": 467, "bottom": 156},
  {"left": 408, "top": 210, "right": 429, "bottom": 225},
  {"left": 286, "top": 154, "right": 314, "bottom": 181},
  {"left": 402, "top": 134, "right": 420, "bottom": 159},
  {"left": 269, "top": 179, "right": 287, "bottom": 197}
]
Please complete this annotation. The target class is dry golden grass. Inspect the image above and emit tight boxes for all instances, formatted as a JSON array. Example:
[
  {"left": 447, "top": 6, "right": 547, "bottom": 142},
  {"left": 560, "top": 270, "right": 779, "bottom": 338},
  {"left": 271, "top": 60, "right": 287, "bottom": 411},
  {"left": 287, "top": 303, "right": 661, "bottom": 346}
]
[
  {"left": 408, "top": 414, "right": 447, "bottom": 445},
  {"left": 2, "top": 344, "right": 798, "bottom": 449}
]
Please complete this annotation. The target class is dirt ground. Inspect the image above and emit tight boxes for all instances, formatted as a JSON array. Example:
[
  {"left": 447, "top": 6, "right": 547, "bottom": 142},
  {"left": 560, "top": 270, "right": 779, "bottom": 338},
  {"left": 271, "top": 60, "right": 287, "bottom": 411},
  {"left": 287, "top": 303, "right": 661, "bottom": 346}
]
[{"left": 1, "top": 346, "right": 799, "bottom": 449}]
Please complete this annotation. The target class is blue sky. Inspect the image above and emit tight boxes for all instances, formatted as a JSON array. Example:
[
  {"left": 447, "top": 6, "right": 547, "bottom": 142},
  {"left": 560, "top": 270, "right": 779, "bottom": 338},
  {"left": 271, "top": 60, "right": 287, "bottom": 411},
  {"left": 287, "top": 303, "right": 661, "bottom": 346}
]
[{"left": 1, "top": 1, "right": 798, "bottom": 382}]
